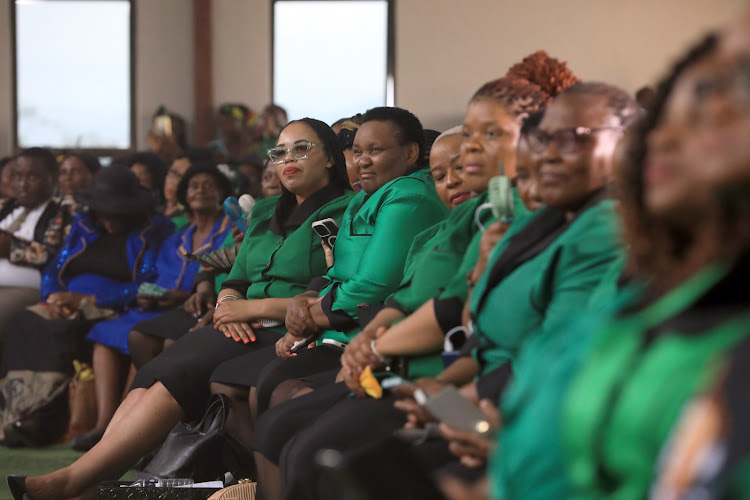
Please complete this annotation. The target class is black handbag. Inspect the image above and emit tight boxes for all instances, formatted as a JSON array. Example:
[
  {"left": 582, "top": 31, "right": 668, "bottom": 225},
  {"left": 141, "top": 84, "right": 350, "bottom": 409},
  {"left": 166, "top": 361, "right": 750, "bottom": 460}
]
[{"left": 135, "top": 393, "right": 255, "bottom": 482}]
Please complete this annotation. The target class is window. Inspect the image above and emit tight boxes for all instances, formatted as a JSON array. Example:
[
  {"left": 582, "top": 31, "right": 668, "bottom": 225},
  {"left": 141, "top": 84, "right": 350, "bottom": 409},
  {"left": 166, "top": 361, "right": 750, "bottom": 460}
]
[
  {"left": 273, "top": 0, "right": 394, "bottom": 125},
  {"left": 13, "top": 0, "right": 133, "bottom": 151}
]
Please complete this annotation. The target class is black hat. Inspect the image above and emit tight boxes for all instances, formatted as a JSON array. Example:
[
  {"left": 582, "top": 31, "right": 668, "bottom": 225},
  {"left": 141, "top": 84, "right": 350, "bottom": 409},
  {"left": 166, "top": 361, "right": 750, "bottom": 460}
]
[{"left": 75, "top": 166, "right": 157, "bottom": 215}]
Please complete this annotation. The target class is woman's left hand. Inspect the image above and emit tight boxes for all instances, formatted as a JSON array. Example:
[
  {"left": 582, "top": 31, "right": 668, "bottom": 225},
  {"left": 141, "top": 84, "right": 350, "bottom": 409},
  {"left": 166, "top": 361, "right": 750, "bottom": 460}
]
[
  {"left": 439, "top": 399, "right": 502, "bottom": 468},
  {"left": 47, "top": 291, "right": 92, "bottom": 318},
  {"left": 156, "top": 289, "right": 191, "bottom": 309},
  {"left": 213, "top": 299, "right": 255, "bottom": 327}
]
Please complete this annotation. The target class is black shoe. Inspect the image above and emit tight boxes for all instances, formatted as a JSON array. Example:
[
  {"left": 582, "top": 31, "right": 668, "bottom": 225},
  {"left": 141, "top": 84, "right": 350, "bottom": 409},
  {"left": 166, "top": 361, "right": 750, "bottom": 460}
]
[
  {"left": 6, "top": 475, "right": 32, "bottom": 500},
  {"left": 70, "top": 429, "right": 104, "bottom": 452}
]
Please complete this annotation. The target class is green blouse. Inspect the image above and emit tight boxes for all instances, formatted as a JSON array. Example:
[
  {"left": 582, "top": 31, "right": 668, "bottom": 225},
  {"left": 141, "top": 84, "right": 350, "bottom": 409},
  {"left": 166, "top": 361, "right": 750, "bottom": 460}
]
[
  {"left": 563, "top": 262, "right": 750, "bottom": 500},
  {"left": 318, "top": 169, "right": 449, "bottom": 344},
  {"left": 223, "top": 185, "right": 355, "bottom": 332}
]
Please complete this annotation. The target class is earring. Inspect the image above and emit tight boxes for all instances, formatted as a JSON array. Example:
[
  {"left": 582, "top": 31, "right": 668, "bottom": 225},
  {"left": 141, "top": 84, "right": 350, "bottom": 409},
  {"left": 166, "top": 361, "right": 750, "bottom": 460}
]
[{"left": 326, "top": 163, "right": 332, "bottom": 168}]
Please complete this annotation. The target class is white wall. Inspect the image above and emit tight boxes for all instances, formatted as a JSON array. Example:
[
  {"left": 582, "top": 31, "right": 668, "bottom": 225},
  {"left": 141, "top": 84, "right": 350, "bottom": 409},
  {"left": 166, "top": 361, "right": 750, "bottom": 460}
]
[
  {"left": 0, "top": 0, "right": 194, "bottom": 156},
  {"left": 212, "top": 0, "right": 745, "bottom": 130}
]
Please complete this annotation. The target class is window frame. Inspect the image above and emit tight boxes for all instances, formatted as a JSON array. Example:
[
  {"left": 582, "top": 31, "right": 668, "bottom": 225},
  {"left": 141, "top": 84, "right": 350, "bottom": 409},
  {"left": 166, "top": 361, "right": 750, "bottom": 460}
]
[
  {"left": 10, "top": 0, "right": 136, "bottom": 157},
  {"left": 270, "top": 0, "right": 396, "bottom": 116}
]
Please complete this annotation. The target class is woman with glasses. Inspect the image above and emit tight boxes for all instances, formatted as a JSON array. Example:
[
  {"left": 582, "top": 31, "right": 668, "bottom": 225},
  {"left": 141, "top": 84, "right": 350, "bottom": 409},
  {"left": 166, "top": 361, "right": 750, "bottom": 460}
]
[{"left": 9, "top": 118, "right": 355, "bottom": 500}]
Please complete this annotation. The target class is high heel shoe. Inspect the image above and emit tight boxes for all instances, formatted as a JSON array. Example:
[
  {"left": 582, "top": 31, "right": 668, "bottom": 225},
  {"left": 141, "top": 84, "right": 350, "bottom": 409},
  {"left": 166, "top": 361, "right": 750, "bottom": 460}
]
[{"left": 6, "top": 475, "right": 32, "bottom": 500}]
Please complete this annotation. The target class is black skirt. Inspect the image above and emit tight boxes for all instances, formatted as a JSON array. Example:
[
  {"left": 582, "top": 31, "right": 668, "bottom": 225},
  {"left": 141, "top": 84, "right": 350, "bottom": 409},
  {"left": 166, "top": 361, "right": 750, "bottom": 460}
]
[
  {"left": 130, "top": 325, "right": 281, "bottom": 421},
  {"left": 131, "top": 308, "right": 198, "bottom": 341}
]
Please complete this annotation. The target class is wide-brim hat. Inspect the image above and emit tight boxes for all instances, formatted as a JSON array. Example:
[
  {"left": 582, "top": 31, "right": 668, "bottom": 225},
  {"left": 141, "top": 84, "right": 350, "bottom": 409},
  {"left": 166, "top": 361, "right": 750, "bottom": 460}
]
[{"left": 75, "top": 165, "right": 157, "bottom": 215}]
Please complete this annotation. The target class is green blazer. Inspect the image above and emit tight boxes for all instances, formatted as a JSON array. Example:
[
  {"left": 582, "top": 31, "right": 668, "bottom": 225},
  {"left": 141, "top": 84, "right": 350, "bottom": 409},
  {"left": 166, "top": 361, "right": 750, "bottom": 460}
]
[
  {"left": 563, "top": 261, "right": 750, "bottom": 500},
  {"left": 223, "top": 185, "right": 354, "bottom": 332},
  {"left": 318, "top": 169, "right": 448, "bottom": 343},
  {"left": 469, "top": 195, "right": 620, "bottom": 376},
  {"left": 489, "top": 256, "right": 628, "bottom": 500}
]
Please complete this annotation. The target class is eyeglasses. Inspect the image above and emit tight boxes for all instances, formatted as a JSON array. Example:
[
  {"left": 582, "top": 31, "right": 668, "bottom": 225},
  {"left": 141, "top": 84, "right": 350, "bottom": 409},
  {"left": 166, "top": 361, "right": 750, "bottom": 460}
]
[
  {"left": 526, "top": 126, "right": 623, "bottom": 155},
  {"left": 267, "top": 141, "right": 326, "bottom": 164}
]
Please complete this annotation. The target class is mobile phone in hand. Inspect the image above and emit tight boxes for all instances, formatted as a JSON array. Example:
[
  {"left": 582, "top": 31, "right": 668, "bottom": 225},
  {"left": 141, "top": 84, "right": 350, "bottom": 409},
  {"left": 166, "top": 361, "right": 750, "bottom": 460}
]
[
  {"left": 312, "top": 218, "right": 339, "bottom": 249},
  {"left": 420, "top": 385, "right": 492, "bottom": 436}
]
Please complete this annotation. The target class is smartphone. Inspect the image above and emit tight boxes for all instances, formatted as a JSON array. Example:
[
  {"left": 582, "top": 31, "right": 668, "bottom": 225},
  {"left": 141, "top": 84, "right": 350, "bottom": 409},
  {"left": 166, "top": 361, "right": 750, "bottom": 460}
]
[
  {"left": 420, "top": 385, "right": 492, "bottom": 437},
  {"left": 488, "top": 174, "right": 514, "bottom": 223},
  {"left": 312, "top": 218, "right": 339, "bottom": 249},
  {"left": 321, "top": 338, "right": 347, "bottom": 352},
  {"left": 290, "top": 335, "right": 316, "bottom": 354},
  {"left": 153, "top": 115, "right": 173, "bottom": 137}
]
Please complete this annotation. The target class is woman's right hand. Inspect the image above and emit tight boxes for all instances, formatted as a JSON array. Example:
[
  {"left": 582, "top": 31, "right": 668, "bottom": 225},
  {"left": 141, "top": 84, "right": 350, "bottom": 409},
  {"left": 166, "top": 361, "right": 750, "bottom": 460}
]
[
  {"left": 469, "top": 221, "right": 510, "bottom": 283},
  {"left": 184, "top": 282, "right": 216, "bottom": 318},
  {"left": 275, "top": 332, "right": 304, "bottom": 360},
  {"left": 285, "top": 292, "right": 322, "bottom": 337},
  {"left": 321, "top": 240, "right": 333, "bottom": 267}
]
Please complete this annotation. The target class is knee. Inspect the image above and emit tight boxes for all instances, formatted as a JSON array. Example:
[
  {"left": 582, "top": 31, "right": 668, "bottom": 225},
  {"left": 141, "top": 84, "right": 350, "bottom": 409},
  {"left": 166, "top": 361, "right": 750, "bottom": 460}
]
[
  {"left": 128, "top": 330, "right": 163, "bottom": 369},
  {"left": 210, "top": 381, "right": 249, "bottom": 402},
  {"left": 269, "top": 379, "right": 312, "bottom": 409}
]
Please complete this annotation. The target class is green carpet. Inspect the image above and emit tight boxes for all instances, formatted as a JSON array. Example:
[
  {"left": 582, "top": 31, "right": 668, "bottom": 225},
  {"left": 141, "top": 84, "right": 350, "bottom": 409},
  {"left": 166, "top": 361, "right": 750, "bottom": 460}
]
[
  {"left": 0, "top": 445, "right": 134, "bottom": 499},
  {"left": 0, "top": 444, "right": 82, "bottom": 499}
]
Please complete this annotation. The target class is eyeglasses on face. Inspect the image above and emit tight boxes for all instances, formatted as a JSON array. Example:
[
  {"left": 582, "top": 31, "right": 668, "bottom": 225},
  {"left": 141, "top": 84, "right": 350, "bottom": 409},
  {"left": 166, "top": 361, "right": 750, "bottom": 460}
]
[
  {"left": 526, "top": 126, "right": 623, "bottom": 155},
  {"left": 267, "top": 141, "right": 326, "bottom": 164}
]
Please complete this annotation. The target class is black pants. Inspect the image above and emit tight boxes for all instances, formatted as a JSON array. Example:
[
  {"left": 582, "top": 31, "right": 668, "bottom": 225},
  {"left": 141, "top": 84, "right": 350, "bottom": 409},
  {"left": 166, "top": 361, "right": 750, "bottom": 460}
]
[{"left": 278, "top": 395, "right": 408, "bottom": 500}]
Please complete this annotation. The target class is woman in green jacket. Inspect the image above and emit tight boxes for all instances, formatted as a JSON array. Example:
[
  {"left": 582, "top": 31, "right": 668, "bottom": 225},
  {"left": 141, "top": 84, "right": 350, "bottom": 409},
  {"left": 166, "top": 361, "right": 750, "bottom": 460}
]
[{"left": 12, "top": 118, "right": 354, "bottom": 500}]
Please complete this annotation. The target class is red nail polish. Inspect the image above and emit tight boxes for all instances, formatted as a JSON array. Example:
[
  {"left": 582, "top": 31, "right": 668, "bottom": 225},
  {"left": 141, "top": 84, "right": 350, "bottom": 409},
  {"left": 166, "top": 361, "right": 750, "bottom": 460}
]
[
  {"left": 243, "top": 338, "right": 249, "bottom": 344},
  {"left": 251, "top": 337, "right": 256, "bottom": 342}
]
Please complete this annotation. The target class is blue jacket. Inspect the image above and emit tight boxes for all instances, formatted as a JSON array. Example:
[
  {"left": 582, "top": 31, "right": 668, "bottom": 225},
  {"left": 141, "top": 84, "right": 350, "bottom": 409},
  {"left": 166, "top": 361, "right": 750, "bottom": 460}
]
[{"left": 41, "top": 212, "right": 174, "bottom": 310}]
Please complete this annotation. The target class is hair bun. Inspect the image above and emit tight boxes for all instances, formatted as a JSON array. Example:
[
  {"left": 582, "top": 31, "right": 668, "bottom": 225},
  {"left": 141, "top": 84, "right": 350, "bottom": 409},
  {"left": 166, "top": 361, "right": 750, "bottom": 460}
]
[{"left": 505, "top": 50, "right": 580, "bottom": 98}]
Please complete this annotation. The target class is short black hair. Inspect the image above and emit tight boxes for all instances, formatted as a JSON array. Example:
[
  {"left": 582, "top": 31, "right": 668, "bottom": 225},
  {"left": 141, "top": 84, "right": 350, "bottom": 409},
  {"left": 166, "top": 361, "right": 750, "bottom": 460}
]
[
  {"left": 361, "top": 107, "right": 425, "bottom": 170},
  {"left": 176, "top": 163, "right": 233, "bottom": 215},
  {"left": 421, "top": 129, "right": 441, "bottom": 168},
  {"left": 17, "top": 147, "right": 58, "bottom": 176},
  {"left": 62, "top": 151, "right": 101, "bottom": 175}
]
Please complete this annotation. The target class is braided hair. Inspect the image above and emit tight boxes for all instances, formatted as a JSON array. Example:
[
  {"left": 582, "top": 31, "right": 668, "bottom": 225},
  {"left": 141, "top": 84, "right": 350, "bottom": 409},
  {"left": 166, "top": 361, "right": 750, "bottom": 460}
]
[{"left": 472, "top": 50, "right": 580, "bottom": 122}]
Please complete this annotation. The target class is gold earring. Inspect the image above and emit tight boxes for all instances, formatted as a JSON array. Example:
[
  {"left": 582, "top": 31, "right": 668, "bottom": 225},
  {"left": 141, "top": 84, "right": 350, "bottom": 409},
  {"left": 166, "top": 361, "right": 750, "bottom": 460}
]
[{"left": 326, "top": 163, "right": 332, "bottom": 168}]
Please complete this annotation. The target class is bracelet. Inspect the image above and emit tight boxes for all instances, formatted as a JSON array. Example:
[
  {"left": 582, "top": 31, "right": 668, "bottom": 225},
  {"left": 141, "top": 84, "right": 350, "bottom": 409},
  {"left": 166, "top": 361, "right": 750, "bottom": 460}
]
[
  {"left": 370, "top": 339, "right": 386, "bottom": 363},
  {"left": 215, "top": 294, "right": 242, "bottom": 309}
]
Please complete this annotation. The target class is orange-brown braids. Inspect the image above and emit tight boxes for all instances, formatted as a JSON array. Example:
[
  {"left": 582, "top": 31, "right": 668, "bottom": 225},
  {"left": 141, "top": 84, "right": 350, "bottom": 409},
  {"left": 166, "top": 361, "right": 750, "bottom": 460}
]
[
  {"left": 505, "top": 50, "right": 580, "bottom": 98},
  {"left": 471, "top": 50, "right": 580, "bottom": 121}
]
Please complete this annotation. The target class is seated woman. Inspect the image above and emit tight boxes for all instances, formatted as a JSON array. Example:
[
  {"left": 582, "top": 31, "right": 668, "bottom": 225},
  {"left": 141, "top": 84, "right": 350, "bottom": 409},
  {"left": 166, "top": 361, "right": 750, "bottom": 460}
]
[
  {"left": 0, "top": 148, "right": 74, "bottom": 348},
  {"left": 648, "top": 18, "right": 750, "bottom": 500},
  {"left": 204, "top": 106, "right": 447, "bottom": 448},
  {"left": 0, "top": 166, "right": 172, "bottom": 448},
  {"left": 127, "top": 157, "right": 287, "bottom": 371},
  {"left": 268, "top": 80, "right": 632, "bottom": 500},
  {"left": 57, "top": 152, "right": 100, "bottom": 214},
  {"left": 73, "top": 164, "right": 234, "bottom": 451},
  {"left": 9, "top": 118, "right": 355, "bottom": 499}
]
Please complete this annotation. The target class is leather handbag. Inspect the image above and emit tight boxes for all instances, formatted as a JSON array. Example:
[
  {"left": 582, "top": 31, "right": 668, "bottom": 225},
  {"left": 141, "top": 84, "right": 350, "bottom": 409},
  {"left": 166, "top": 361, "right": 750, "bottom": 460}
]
[{"left": 135, "top": 393, "right": 255, "bottom": 482}]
